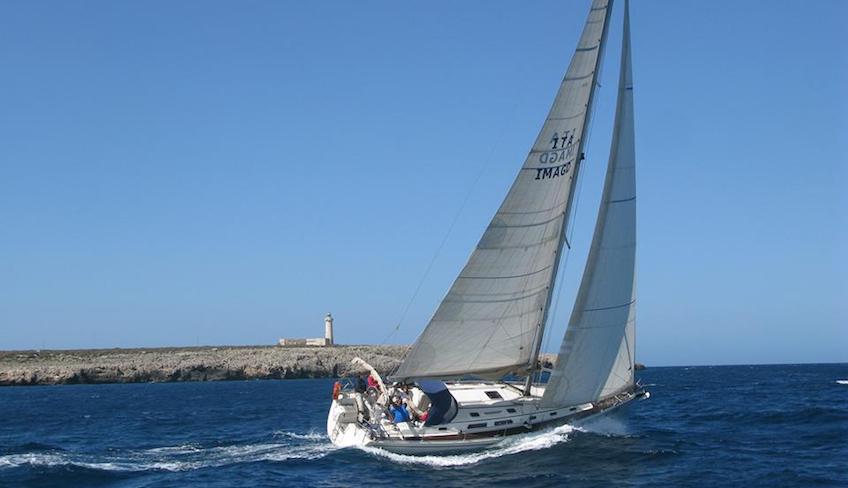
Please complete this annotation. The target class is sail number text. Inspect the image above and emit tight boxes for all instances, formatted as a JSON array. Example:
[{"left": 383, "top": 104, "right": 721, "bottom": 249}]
[{"left": 535, "top": 129, "right": 577, "bottom": 180}]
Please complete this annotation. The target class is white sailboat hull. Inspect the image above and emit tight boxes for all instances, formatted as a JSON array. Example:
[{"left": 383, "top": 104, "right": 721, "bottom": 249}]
[{"left": 327, "top": 381, "right": 646, "bottom": 455}]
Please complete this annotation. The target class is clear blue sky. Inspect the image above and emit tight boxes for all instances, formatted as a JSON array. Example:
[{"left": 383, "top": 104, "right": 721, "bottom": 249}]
[{"left": 1, "top": 1, "right": 845, "bottom": 366}]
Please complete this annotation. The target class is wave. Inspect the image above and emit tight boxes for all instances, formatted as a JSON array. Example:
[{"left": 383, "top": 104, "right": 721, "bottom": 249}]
[
  {"left": 143, "top": 444, "right": 203, "bottom": 455},
  {"left": 273, "top": 430, "right": 326, "bottom": 441},
  {"left": 577, "top": 415, "right": 634, "bottom": 437},
  {"left": 836, "top": 379, "right": 848, "bottom": 385},
  {"left": 0, "top": 432, "right": 337, "bottom": 473},
  {"left": 691, "top": 405, "right": 848, "bottom": 425},
  {"left": 358, "top": 424, "right": 579, "bottom": 467},
  {"left": 2, "top": 442, "right": 66, "bottom": 455}
]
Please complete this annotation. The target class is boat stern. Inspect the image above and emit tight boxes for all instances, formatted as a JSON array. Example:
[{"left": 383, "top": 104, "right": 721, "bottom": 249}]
[{"left": 327, "top": 392, "right": 371, "bottom": 448}]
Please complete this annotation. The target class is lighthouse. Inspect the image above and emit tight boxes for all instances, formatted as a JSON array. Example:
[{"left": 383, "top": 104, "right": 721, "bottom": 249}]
[{"left": 324, "top": 313, "right": 334, "bottom": 346}]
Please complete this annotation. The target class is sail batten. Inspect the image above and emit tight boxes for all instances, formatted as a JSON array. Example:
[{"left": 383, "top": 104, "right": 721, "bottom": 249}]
[
  {"left": 542, "top": 0, "right": 637, "bottom": 407},
  {"left": 393, "top": 0, "right": 614, "bottom": 381}
]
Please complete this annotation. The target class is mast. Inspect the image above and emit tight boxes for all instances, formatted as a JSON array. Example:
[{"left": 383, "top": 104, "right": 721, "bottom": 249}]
[
  {"left": 541, "top": 0, "right": 638, "bottom": 407},
  {"left": 392, "top": 0, "right": 618, "bottom": 382},
  {"left": 524, "top": 0, "right": 615, "bottom": 394}
]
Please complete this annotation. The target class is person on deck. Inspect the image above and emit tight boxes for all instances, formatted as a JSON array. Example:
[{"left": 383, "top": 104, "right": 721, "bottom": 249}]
[
  {"left": 389, "top": 396, "right": 411, "bottom": 424},
  {"left": 411, "top": 386, "right": 431, "bottom": 414},
  {"left": 353, "top": 375, "right": 369, "bottom": 422},
  {"left": 354, "top": 375, "right": 367, "bottom": 394},
  {"left": 397, "top": 383, "right": 425, "bottom": 420},
  {"left": 367, "top": 374, "right": 380, "bottom": 391}
]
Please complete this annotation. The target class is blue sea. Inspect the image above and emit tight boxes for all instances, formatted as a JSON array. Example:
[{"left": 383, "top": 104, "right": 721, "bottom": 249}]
[{"left": 1, "top": 364, "right": 846, "bottom": 487}]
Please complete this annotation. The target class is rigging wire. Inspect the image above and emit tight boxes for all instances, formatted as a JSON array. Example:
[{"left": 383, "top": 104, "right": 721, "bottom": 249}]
[
  {"left": 531, "top": 2, "right": 618, "bottom": 383},
  {"left": 384, "top": 5, "right": 616, "bottom": 357},
  {"left": 539, "top": 68, "right": 610, "bottom": 366},
  {"left": 379, "top": 98, "right": 523, "bottom": 346},
  {"left": 541, "top": 161, "right": 587, "bottom": 361}
]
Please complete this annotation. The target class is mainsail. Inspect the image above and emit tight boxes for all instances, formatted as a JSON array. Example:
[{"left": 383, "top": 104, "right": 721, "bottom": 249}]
[
  {"left": 542, "top": 0, "right": 636, "bottom": 407},
  {"left": 394, "top": 0, "right": 614, "bottom": 380}
]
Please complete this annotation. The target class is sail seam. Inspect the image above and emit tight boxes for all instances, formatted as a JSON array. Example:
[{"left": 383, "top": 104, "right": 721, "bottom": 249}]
[
  {"left": 460, "top": 265, "right": 552, "bottom": 280},
  {"left": 498, "top": 201, "right": 566, "bottom": 215},
  {"left": 608, "top": 196, "right": 635, "bottom": 203},
  {"left": 570, "top": 317, "right": 635, "bottom": 330},
  {"left": 564, "top": 72, "right": 594, "bottom": 82},
  {"left": 444, "top": 287, "right": 546, "bottom": 304},
  {"left": 434, "top": 309, "right": 545, "bottom": 323},
  {"left": 476, "top": 233, "right": 559, "bottom": 250},
  {"left": 488, "top": 214, "right": 563, "bottom": 229},
  {"left": 548, "top": 113, "right": 586, "bottom": 121},
  {"left": 581, "top": 299, "right": 636, "bottom": 313}
]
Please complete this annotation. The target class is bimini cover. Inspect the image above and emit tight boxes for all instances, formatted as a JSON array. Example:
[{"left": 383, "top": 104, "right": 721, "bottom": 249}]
[{"left": 418, "top": 381, "right": 457, "bottom": 426}]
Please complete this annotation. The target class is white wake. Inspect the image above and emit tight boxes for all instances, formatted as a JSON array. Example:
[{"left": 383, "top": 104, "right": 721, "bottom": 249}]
[
  {"left": 359, "top": 423, "right": 581, "bottom": 467},
  {"left": 837, "top": 379, "right": 848, "bottom": 385},
  {"left": 273, "top": 430, "right": 326, "bottom": 441},
  {"left": 0, "top": 431, "right": 336, "bottom": 473}
]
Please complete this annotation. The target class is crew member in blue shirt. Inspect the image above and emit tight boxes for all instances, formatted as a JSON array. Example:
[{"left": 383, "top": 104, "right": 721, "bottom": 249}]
[{"left": 389, "top": 396, "right": 411, "bottom": 424}]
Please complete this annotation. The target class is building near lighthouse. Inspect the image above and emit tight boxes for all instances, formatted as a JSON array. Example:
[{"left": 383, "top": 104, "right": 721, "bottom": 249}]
[{"left": 278, "top": 313, "right": 335, "bottom": 347}]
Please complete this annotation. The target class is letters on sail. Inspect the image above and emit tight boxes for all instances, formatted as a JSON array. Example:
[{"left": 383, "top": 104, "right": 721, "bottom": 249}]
[{"left": 393, "top": 0, "right": 614, "bottom": 381}]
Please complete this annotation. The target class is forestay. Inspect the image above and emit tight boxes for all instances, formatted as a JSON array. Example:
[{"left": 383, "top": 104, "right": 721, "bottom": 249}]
[
  {"left": 542, "top": 0, "right": 636, "bottom": 407},
  {"left": 394, "top": 0, "right": 614, "bottom": 380}
]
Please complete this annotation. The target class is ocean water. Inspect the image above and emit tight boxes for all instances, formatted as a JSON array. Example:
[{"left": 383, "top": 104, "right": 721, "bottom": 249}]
[{"left": 1, "top": 364, "right": 846, "bottom": 487}]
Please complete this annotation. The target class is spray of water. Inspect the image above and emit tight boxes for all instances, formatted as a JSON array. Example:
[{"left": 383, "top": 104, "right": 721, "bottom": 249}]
[
  {"left": 358, "top": 424, "right": 580, "bottom": 467},
  {"left": 576, "top": 414, "right": 632, "bottom": 437}
]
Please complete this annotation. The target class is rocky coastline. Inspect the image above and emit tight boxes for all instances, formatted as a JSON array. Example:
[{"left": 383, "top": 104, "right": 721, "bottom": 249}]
[
  {"left": 0, "top": 345, "right": 408, "bottom": 387},
  {"left": 0, "top": 345, "right": 645, "bottom": 387}
]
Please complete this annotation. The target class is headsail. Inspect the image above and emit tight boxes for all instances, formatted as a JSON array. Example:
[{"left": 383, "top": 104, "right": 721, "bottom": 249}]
[
  {"left": 394, "top": 0, "right": 614, "bottom": 380},
  {"left": 542, "top": 0, "right": 636, "bottom": 407}
]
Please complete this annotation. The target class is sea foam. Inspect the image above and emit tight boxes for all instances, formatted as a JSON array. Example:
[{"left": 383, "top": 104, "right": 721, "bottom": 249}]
[
  {"left": 0, "top": 432, "right": 337, "bottom": 473},
  {"left": 359, "top": 423, "right": 578, "bottom": 467}
]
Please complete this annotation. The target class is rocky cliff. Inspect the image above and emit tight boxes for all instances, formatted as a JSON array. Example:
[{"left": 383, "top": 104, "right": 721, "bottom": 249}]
[
  {"left": 0, "top": 346, "right": 643, "bottom": 387},
  {"left": 0, "top": 345, "right": 408, "bottom": 386}
]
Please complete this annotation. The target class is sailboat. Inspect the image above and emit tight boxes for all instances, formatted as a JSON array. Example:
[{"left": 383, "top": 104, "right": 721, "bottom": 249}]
[{"left": 328, "top": 0, "right": 647, "bottom": 455}]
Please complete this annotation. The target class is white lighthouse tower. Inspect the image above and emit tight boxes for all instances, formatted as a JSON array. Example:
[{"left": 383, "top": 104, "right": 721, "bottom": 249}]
[{"left": 324, "top": 313, "right": 334, "bottom": 346}]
